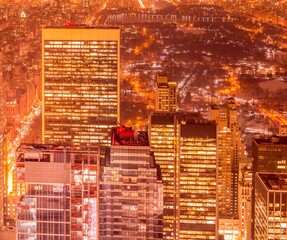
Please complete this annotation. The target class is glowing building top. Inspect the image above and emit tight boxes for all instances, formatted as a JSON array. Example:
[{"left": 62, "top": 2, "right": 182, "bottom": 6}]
[{"left": 111, "top": 125, "right": 149, "bottom": 146}]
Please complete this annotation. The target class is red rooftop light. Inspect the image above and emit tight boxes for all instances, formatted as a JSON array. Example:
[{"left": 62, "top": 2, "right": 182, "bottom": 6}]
[{"left": 65, "top": 21, "right": 78, "bottom": 27}]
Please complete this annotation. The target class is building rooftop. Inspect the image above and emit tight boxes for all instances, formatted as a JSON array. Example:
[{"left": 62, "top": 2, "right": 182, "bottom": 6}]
[
  {"left": 16, "top": 143, "right": 100, "bottom": 163},
  {"left": 150, "top": 111, "right": 203, "bottom": 125},
  {"left": 209, "top": 97, "right": 237, "bottom": 111},
  {"left": 156, "top": 73, "right": 176, "bottom": 87},
  {"left": 258, "top": 173, "right": 287, "bottom": 191},
  {"left": 209, "top": 104, "right": 224, "bottom": 110},
  {"left": 111, "top": 126, "right": 149, "bottom": 146},
  {"left": 180, "top": 119, "right": 217, "bottom": 138},
  {"left": 253, "top": 136, "right": 287, "bottom": 145},
  {"left": 17, "top": 143, "right": 99, "bottom": 152},
  {"left": 44, "top": 24, "right": 119, "bottom": 29},
  {"left": 157, "top": 82, "right": 170, "bottom": 88},
  {"left": 150, "top": 112, "right": 176, "bottom": 125},
  {"left": 150, "top": 111, "right": 215, "bottom": 138},
  {"left": 177, "top": 112, "right": 205, "bottom": 124}
]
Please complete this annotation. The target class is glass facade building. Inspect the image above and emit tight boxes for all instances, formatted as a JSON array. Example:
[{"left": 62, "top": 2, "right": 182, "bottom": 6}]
[
  {"left": 15, "top": 144, "right": 100, "bottom": 240},
  {"left": 42, "top": 27, "right": 120, "bottom": 153},
  {"left": 149, "top": 112, "right": 217, "bottom": 240},
  {"left": 100, "top": 126, "right": 163, "bottom": 239}
]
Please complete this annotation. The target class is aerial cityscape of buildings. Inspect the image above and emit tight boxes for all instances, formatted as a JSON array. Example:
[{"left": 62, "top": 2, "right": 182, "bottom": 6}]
[{"left": 0, "top": 0, "right": 287, "bottom": 239}]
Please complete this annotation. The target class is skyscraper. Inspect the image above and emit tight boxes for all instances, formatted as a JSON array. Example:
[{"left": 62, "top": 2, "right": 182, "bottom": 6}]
[
  {"left": 149, "top": 112, "right": 218, "bottom": 239},
  {"left": 149, "top": 112, "right": 177, "bottom": 239},
  {"left": 42, "top": 26, "right": 120, "bottom": 154},
  {"left": 254, "top": 172, "right": 287, "bottom": 239},
  {"left": 209, "top": 98, "right": 244, "bottom": 219},
  {"left": 252, "top": 135, "right": 287, "bottom": 239},
  {"left": 16, "top": 144, "right": 100, "bottom": 240},
  {"left": 155, "top": 74, "right": 176, "bottom": 112},
  {"left": 100, "top": 126, "right": 163, "bottom": 239}
]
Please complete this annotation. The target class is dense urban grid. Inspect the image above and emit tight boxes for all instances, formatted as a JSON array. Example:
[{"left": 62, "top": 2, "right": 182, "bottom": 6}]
[{"left": 0, "top": 0, "right": 287, "bottom": 239}]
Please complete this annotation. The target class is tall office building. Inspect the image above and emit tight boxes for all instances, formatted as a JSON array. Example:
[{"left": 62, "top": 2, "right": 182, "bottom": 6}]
[
  {"left": 254, "top": 172, "right": 287, "bottom": 239},
  {"left": 209, "top": 98, "right": 244, "bottom": 220},
  {"left": 149, "top": 112, "right": 177, "bottom": 239},
  {"left": 16, "top": 144, "right": 100, "bottom": 240},
  {"left": 100, "top": 126, "right": 163, "bottom": 239},
  {"left": 155, "top": 74, "right": 176, "bottom": 112},
  {"left": 42, "top": 27, "right": 120, "bottom": 155},
  {"left": 149, "top": 112, "right": 218, "bottom": 239}
]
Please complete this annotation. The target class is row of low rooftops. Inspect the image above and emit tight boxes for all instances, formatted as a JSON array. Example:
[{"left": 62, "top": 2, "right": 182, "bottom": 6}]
[
  {"left": 17, "top": 112, "right": 219, "bottom": 154},
  {"left": 17, "top": 112, "right": 287, "bottom": 155}
]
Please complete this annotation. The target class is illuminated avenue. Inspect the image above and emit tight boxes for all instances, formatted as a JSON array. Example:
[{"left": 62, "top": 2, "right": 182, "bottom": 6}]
[{"left": 0, "top": 0, "right": 286, "bottom": 239}]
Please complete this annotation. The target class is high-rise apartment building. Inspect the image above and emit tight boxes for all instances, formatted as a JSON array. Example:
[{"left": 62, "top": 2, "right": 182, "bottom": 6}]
[
  {"left": 209, "top": 98, "right": 244, "bottom": 220},
  {"left": 42, "top": 27, "right": 120, "bottom": 154},
  {"left": 15, "top": 144, "right": 100, "bottom": 240},
  {"left": 254, "top": 172, "right": 287, "bottom": 239},
  {"left": 155, "top": 74, "right": 176, "bottom": 112},
  {"left": 100, "top": 126, "right": 163, "bottom": 239},
  {"left": 149, "top": 112, "right": 217, "bottom": 239}
]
